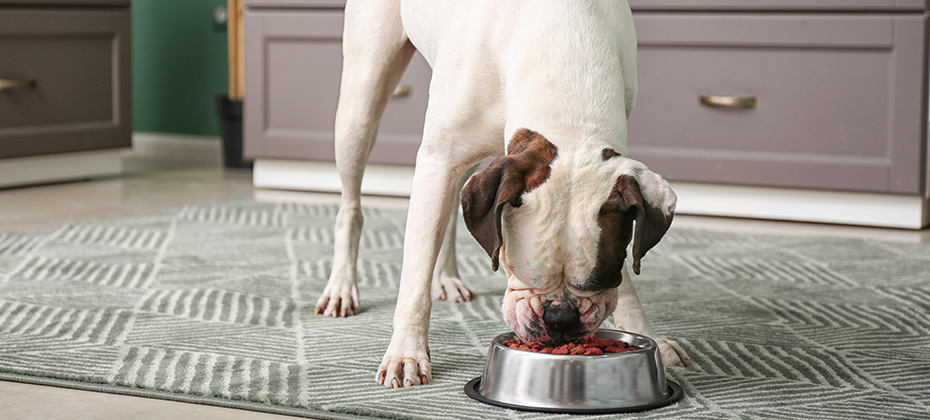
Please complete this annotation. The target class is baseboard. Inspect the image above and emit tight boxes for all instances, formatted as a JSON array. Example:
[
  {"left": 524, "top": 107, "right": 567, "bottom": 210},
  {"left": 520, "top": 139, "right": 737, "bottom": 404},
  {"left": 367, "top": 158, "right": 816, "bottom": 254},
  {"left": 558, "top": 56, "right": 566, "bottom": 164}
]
[
  {"left": 0, "top": 149, "right": 123, "bottom": 189},
  {"left": 253, "top": 159, "right": 414, "bottom": 196},
  {"left": 252, "top": 159, "right": 928, "bottom": 229},
  {"left": 671, "top": 182, "right": 928, "bottom": 230},
  {"left": 131, "top": 132, "right": 221, "bottom": 162}
]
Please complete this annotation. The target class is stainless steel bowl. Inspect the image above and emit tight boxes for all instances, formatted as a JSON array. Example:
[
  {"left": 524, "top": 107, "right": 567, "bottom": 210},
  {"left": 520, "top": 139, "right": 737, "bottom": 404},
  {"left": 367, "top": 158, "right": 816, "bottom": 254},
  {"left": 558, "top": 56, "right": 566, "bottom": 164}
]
[{"left": 464, "top": 329, "right": 682, "bottom": 414}]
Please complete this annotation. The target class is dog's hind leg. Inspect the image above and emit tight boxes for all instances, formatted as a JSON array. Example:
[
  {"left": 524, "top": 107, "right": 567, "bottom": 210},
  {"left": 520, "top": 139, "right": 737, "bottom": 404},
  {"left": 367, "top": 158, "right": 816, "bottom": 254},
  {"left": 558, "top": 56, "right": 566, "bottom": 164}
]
[
  {"left": 317, "top": 0, "right": 416, "bottom": 317},
  {"left": 431, "top": 165, "right": 479, "bottom": 303}
]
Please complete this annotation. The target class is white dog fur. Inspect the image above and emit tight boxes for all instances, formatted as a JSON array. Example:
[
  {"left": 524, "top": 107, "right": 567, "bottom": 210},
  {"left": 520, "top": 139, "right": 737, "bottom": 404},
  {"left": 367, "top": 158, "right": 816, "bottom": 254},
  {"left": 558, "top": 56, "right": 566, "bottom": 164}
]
[{"left": 318, "top": 0, "right": 690, "bottom": 388}]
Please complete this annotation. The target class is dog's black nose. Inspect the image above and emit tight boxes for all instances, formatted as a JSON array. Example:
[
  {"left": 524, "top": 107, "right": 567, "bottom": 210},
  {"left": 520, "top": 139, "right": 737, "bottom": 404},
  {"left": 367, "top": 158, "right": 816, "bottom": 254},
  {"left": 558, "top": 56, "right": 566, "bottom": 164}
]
[{"left": 543, "top": 303, "right": 583, "bottom": 340}]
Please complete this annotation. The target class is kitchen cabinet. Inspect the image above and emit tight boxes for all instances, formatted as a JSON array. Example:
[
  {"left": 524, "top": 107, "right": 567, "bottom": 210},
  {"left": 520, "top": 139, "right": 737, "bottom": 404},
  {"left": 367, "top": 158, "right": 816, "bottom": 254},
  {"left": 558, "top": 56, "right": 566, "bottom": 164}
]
[
  {"left": 244, "top": 0, "right": 929, "bottom": 227},
  {"left": 0, "top": 0, "right": 131, "bottom": 187}
]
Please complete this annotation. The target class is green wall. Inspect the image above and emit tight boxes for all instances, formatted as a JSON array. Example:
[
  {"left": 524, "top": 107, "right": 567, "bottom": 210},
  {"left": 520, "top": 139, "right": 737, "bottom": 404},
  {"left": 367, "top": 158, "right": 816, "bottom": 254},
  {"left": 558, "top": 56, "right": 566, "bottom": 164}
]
[{"left": 132, "top": 0, "right": 228, "bottom": 136}]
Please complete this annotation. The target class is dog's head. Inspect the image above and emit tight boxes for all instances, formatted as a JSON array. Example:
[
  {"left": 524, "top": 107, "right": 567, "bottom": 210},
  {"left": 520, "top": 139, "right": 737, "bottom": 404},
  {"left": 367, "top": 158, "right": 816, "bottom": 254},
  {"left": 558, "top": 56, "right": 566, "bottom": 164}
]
[{"left": 461, "top": 128, "right": 675, "bottom": 345}]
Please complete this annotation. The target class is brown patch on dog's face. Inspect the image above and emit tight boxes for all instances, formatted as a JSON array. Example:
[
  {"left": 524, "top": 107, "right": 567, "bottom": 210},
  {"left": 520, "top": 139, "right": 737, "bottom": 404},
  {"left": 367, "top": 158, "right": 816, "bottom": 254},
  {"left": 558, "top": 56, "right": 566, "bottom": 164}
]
[
  {"left": 506, "top": 128, "right": 559, "bottom": 192},
  {"left": 461, "top": 129, "right": 558, "bottom": 271},
  {"left": 601, "top": 147, "right": 623, "bottom": 161},
  {"left": 566, "top": 147, "right": 633, "bottom": 291},
  {"left": 579, "top": 175, "right": 640, "bottom": 291},
  {"left": 581, "top": 180, "right": 637, "bottom": 291}
]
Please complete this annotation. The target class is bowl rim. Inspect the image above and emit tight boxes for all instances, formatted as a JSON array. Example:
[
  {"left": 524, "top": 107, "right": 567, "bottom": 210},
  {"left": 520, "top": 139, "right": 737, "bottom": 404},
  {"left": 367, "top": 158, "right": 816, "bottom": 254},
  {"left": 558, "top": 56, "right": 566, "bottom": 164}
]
[
  {"left": 490, "top": 328, "right": 656, "bottom": 359},
  {"left": 465, "top": 377, "right": 684, "bottom": 414}
]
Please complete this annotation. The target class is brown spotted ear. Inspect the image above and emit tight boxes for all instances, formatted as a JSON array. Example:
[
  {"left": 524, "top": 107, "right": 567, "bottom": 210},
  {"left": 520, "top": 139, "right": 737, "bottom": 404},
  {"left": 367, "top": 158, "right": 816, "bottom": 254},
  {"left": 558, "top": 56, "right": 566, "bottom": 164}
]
[
  {"left": 461, "top": 129, "right": 557, "bottom": 271},
  {"left": 460, "top": 160, "right": 524, "bottom": 271},
  {"left": 616, "top": 172, "right": 676, "bottom": 275}
]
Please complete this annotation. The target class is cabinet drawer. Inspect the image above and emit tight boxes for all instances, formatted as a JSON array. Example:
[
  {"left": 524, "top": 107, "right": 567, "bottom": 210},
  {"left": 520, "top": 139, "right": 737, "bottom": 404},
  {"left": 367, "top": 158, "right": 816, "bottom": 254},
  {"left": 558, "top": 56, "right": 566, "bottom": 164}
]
[
  {"left": 0, "top": 9, "right": 131, "bottom": 159},
  {"left": 627, "top": 14, "right": 926, "bottom": 194},
  {"left": 244, "top": 9, "right": 429, "bottom": 165}
]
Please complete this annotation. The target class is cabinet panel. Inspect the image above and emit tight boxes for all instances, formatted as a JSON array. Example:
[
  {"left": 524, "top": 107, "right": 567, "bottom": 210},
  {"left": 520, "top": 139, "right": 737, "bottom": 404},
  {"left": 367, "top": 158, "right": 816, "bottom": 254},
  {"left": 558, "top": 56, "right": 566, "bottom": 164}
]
[
  {"left": 244, "top": 9, "right": 428, "bottom": 165},
  {"left": 0, "top": 9, "right": 131, "bottom": 159},
  {"left": 628, "top": 14, "right": 926, "bottom": 194}
]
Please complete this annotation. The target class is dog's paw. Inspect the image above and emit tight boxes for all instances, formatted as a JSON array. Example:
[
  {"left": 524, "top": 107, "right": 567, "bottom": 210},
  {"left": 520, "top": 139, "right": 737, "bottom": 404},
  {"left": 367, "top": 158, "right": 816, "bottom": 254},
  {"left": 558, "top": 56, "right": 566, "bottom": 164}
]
[
  {"left": 314, "top": 281, "right": 359, "bottom": 317},
  {"left": 431, "top": 274, "right": 474, "bottom": 303},
  {"left": 377, "top": 332, "right": 431, "bottom": 388},
  {"left": 655, "top": 337, "right": 691, "bottom": 367}
]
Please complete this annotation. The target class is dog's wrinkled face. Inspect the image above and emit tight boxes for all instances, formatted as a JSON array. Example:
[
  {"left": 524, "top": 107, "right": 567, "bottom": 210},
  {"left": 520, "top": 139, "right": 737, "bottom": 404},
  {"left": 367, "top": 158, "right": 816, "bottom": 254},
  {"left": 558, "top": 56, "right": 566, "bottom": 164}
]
[{"left": 462, "top": 129, "right": 676, "bottom": 345}]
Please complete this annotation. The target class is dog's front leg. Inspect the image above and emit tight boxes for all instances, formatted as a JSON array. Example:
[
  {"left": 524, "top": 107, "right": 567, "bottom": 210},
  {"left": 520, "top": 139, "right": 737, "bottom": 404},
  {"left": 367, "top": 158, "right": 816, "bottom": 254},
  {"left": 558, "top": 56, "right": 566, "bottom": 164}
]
[
  {"left": 377, "top": 158, "right": 469, "bottom": 388},
  {"left": 612, "top": 265, "right": 691, "bottom": 367}
]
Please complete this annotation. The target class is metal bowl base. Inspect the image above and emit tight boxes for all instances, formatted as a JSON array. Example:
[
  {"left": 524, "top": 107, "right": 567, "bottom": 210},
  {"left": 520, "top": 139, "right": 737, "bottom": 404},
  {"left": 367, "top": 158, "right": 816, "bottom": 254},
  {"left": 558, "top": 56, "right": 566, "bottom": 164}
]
[{"left": 464, "top": 377, "right": 683, "bottom": 414}]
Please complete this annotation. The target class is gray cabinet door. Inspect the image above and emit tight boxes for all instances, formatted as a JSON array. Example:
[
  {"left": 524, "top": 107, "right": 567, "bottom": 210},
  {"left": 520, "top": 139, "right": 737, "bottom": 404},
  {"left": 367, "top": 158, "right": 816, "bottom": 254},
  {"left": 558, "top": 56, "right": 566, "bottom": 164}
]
[
  {"left": 244, "top": 9, "right": 430, "bottom": 165},
  {"left": 627, "top": 13, "right": 927, "bottom": 194},
  {"left": 0, "top": 9, "right": 131, "bottom": 159}
]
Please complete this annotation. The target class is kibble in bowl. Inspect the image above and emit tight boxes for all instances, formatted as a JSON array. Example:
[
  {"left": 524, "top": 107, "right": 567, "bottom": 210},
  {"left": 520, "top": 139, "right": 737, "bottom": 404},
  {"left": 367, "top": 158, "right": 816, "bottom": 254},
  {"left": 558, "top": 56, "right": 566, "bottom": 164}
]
[{"left": 500, "top": 334, "right": 634, "bottom": 355}]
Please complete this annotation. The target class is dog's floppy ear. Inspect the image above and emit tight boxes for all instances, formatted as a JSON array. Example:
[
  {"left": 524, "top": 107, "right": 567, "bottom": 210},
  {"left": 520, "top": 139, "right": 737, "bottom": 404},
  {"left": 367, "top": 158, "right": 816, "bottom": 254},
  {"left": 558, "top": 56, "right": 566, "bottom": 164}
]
[
  {"left": 460, "top": 160, "right": 525, "bottom": 271},
  {"left": 615, "top": 167, "right": 676, "bottom": 275},
  {"left": 461, "top": 129, "right": 558, "bottom": 271}
]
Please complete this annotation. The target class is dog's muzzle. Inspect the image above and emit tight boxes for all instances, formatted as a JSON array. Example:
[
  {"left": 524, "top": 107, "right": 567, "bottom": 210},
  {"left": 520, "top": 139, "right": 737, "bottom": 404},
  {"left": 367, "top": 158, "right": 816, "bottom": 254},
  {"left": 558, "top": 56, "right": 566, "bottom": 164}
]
[{"left": 502, "top": 285, "right": 617, "bottom": 346}]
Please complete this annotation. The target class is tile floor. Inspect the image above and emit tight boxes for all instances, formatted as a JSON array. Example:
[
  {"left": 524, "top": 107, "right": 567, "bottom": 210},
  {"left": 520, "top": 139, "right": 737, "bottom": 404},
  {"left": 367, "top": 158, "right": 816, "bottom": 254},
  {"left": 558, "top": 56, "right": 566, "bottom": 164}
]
[{"left": 0, "top": 137, "right": 927, "bottom": 419}]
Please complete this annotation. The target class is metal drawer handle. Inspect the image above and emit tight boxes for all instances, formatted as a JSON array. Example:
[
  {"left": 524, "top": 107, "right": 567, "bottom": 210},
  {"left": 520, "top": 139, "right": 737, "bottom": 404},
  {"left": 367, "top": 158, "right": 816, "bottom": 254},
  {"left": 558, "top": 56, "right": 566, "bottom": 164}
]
[
  {"left": 699, "top": 94, "right": 756, "bottom": 109},
  {"left": 0, "top": 78, "right": 36, "bottom": 92},
  {"left": 393, "top": 85, "right": 413, "bottom": 97}
]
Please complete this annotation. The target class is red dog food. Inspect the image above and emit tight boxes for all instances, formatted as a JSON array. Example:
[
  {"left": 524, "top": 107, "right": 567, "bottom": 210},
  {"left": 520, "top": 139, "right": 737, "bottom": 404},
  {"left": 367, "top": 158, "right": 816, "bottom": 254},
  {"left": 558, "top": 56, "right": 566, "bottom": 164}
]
[{"left": 501, "top": 335, "right": 634, "bottom": 355}]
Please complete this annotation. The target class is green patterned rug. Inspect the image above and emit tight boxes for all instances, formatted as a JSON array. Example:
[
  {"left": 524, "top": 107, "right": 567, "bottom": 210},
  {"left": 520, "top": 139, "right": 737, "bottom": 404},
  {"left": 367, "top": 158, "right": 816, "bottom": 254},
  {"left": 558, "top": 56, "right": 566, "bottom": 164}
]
[{"left": 1, "top": 197, "right": 928, "bottom": 419}]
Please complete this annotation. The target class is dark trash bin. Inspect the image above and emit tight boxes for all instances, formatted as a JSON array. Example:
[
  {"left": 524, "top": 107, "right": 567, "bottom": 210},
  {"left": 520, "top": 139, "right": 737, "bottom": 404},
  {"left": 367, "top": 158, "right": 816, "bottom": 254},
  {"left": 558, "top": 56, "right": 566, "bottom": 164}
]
[{"left": 216, "top": 96, "right": 252, "bottom": 169}]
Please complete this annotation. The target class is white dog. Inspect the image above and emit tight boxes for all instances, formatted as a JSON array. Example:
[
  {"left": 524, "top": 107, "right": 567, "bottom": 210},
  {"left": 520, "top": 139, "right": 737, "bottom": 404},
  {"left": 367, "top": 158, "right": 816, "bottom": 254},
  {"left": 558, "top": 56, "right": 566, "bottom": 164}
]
[{"left": 316, "top": 0, "right": 690, "bottom": 388}]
